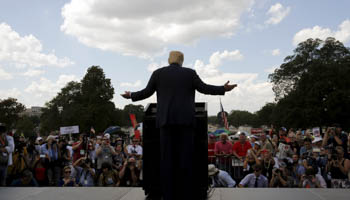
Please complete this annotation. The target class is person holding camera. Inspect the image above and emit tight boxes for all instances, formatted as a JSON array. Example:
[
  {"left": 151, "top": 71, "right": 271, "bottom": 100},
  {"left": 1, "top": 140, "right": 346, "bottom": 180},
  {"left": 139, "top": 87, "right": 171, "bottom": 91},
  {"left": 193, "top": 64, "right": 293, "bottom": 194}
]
[
  {"left": 31, "top": 154, "right": 49, "bottom": 186},
  {"left": 72, "top": 134, "right": 88, "bottom": 163},
  {"left": 98, "top": 162, "right": 120, "bottom": 186},
  {"left": 72, "top": 156, "right": 95, "bottom": 186},
  {"left": 112, "top": 144, "right": 127, "bottom": 171},
  {"left": 290, "top": 154, "right": 305, "bottom": 186},
  {"left": 41, "top": 135, "right": 60, "bottom": 186},
  {"left": 96, "top": 134, "right": 116, "bottom": 178},
  {"left": 322, "top": 125, "right": 348, "bottom": 157},
  {"left": 299, "top": 167, "right": 326, "bottom": 188},
  {"left": 0, "top": 123, "right": 14, "bottom": 186},
  {"left": 7, "top": 135, "right": 29, "bottom": 183},
  {"left": 326, "top": 146, "right": 350, "bottom": 188},
  {"left": 269, "top": 162, "right": 293, "bottom": 187},
  {"left": 119, "top": 157, "right": 141, "bottom": 187}
]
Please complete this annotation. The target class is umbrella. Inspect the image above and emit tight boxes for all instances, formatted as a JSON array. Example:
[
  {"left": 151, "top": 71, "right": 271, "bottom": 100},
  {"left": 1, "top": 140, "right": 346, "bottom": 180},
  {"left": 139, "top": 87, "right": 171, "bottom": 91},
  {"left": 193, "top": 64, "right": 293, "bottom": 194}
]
[
  {"left": 213, "top": 128, "right": 230, "bottom": 136},
  {"left": 104, "top": 126, "right": 121, "bottom": 134}
]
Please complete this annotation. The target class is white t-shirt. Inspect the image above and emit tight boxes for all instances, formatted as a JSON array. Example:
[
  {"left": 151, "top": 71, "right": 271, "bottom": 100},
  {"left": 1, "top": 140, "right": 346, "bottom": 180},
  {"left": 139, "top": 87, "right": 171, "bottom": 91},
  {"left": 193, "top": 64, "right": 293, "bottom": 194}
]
[{"left": 126, "top": 145, "right": 142, "bottom": 156}]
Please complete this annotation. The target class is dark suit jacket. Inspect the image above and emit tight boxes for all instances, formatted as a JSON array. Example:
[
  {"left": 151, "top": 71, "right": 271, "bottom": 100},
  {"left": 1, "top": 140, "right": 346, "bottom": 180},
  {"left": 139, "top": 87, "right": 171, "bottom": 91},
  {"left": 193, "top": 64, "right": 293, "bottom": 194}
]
[{"left": 131, "top": 63, "right": 225, "bottom": 127}]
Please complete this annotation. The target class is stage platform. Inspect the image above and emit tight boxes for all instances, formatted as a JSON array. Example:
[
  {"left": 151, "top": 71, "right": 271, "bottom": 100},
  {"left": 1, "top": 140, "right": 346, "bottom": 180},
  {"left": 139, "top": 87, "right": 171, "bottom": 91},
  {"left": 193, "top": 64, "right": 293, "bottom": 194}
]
[{"left": 1, "top": 187, "right": 349, "bottom": 200}]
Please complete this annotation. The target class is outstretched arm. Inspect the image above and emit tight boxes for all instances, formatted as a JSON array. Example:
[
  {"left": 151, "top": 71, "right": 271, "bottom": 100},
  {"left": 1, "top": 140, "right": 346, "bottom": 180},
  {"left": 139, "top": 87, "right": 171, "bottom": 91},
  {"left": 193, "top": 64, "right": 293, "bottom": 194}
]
[
  {"left": 121, "top": 71, "right": 157, "bottom": 101},
  {"left": 193, "top": 72, "right": 237, "bottom": 95}
]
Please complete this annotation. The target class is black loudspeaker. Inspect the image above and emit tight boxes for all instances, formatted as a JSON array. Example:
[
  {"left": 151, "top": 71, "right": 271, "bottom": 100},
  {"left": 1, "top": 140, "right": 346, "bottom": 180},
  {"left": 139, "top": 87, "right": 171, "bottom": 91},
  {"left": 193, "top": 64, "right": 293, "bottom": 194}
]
[{"left": 142, "top": 102, "right": 208, "bottom": 198}]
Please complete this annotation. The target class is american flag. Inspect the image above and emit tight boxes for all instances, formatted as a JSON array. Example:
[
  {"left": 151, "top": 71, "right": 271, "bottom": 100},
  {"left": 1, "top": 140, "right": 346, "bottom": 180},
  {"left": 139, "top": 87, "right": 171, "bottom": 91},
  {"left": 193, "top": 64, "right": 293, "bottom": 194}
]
[{"left": 220, "top": 99, "right": 229, "bottom": 130}]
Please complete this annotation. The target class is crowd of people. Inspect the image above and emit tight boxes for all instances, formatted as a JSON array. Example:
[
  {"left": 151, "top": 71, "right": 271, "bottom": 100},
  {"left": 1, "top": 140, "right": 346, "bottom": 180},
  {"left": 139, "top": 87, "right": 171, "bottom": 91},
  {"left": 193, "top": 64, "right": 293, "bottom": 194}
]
[
  {"left": 0, "top": 123, "right": 143, "bottom": 187},
  {"left": 1, "top": 123, "right": 350, "bottom": 188},
  {"left": 208, "top": 124, "right": 350, "bottom": 188}
]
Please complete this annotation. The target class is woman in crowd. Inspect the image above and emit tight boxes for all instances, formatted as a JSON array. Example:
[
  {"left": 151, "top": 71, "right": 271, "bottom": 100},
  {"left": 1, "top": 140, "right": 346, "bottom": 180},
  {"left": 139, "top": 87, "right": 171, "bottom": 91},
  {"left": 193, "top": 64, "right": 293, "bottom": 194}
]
[
  {"left": 98, "top": 162, "right": 120, "bottom": 186},
  {"left": 243, "top": 146, "right": 261, "bottom": 176},
  {"left": 32, "top": 154, "right": 49, "bottom": 186},
  {"left": 58, "top": 166, "right": 77, "bottom": 187},
  {"left": 326, "top": 146, "right": 350, "bottom": 188}
]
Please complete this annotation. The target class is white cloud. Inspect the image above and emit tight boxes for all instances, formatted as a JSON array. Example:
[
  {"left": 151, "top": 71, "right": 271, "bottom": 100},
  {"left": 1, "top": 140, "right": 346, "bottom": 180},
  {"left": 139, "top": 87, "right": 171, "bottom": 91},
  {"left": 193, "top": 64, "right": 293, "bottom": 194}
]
[
  {"left": 147, "top": 62, "right": 168, "bottom": 72},
  {"left": 0, "top": 23, "right": 74, "bottom": 68},
  {"left": 192, "top": 51, "right": 274, "bottom": 114},
  {"left": 0, "top": 67, "right": 13, "bottom": 80},
  {"left": 21, "top": 69, "right": 45, "bottom": 77},
  {"left": 25, "top": 75, "right": 79, "bottom": 98},
  {"left": 264, "top": 66, "right": 277, "bottom": 73},
  {"left": 0, "top": 88, "right": 21, "bottom": 99},
  {"left": 194, "top": 50, "right": 243, "bottom": 78},
  {"left": 265, "top": 3, "right": 290, "bottom": 25},
  {"left": 271, "top": 49, "right": 280, "bottom": 56},
  {"left": 293, "top": 20, "right": 350, "bottom": 46},
  {"left": 61, "top": 0, "right": 254, "bottom": 58},
  {"left": 120, "top": 80, "right": 142, "bottom": 88}
]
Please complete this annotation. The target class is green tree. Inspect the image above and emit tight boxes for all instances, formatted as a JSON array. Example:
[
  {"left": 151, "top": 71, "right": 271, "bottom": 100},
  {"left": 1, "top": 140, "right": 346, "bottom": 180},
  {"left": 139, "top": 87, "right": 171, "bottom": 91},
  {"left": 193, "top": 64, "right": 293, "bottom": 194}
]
[
  {"left": 227, "top": 110, "right": 259, "bottom": 127},
  {"left": 40, "top": 66, "right": 118, "bottom": 134},
  {"left": 268, "top": 37, "right": 350, "bottom": 129},
  {"left": 15, "top": 115, "right": 37, "bottom": 138},
  {"left": 256, "top": 103, "right": 276, "bottom": 126},
  {"left": 0, "top": 98, "right": 25, "bottom": 129}
]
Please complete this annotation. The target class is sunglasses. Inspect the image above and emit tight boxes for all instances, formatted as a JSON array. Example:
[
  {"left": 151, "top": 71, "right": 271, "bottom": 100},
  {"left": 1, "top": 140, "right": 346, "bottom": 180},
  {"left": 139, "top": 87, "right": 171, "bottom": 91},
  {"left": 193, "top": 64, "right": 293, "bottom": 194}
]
[{"left": 65, "top": 171, "right": 71, "bottom": 173}]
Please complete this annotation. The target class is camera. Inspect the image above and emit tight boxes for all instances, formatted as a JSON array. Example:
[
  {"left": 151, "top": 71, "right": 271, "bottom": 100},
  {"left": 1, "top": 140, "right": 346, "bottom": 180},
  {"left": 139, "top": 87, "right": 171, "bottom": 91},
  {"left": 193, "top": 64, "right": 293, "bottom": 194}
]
[
  {"left": 331, "top": 153, "right": 338, "bottom": 161},
  {"left": 273, "top": 168, "right": 281, "bottom": 174}
]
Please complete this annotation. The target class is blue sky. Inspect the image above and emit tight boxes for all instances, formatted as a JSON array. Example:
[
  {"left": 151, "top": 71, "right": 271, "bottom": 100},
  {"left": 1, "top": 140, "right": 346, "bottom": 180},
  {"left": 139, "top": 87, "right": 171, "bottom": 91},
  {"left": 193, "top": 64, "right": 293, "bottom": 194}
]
[{"left": 0, "top": 0, "right": 349, "bottom": 115}]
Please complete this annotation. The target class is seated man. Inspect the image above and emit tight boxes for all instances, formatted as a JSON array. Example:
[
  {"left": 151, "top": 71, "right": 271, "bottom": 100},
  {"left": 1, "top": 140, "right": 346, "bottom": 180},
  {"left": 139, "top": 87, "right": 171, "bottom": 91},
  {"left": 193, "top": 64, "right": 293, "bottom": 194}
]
[
  {"left": 208, "top": 164, "right": 236, "bottom": 188},
  {"left": 239, "top": 164, "right": 268, "bottom": 188},
  {"left": 10, "top": 169, "right": 38, "bottom": 187}
]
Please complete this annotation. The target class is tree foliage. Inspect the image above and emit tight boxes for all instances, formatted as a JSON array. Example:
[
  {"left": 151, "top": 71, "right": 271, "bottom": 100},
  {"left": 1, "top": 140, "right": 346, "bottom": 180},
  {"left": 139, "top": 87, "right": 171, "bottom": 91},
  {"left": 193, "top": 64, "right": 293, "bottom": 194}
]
[
  {"left": 267, "top": 37, "right": 350, "bottom": 129},
  {"left": 40, "top": 66, "right": 117, "bottom": 134},
  {"left": 227, "top": 110, "right": 259, "bottom": 127},
  {"left": 0, "top": 98, "right": 25, "bottom": 129}
]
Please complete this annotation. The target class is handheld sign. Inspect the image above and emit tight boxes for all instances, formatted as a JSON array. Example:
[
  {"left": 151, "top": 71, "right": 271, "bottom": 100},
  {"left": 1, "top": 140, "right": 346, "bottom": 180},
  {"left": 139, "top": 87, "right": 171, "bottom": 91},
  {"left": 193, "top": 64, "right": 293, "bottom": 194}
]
[{"left": 60, "top": 125, "right": 79, "bottom": 135}]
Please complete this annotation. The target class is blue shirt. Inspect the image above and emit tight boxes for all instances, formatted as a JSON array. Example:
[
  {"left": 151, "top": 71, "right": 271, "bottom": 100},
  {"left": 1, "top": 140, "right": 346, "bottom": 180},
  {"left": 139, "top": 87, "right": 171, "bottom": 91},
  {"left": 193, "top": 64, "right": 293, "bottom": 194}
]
[
  {"left": 211, "top": 170, "right": 236, "bottom": 188},
  {"left": 239, "top": 173, "right": 268, "bottom": 188},
  {"left": 72, "top": 166, "right": 95, "bottom": 186}
]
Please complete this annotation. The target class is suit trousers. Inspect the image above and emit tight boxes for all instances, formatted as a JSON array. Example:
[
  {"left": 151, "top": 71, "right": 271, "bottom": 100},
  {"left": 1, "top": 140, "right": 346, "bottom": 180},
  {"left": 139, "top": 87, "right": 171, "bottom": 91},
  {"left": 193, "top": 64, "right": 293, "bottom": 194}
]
[{"left": 160, "top": 125, "right": 195, "bottom": 200}]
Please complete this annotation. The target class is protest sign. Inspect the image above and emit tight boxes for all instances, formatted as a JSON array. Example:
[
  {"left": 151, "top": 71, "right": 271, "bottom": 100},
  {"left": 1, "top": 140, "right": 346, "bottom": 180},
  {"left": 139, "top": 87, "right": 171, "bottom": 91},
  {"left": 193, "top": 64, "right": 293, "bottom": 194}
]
[{"left": 60, "top": 125, "right": 79, "bottom": 135}]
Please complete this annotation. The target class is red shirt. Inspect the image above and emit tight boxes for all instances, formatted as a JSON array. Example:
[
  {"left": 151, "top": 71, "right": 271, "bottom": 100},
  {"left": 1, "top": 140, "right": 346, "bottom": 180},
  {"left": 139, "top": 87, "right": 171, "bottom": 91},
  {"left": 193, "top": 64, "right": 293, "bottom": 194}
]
[
  {"left": 208, "top": 143, "right": 215, "bottom": 163},
  {"left": 73, "top": 141, "right": 84, "bottom": 162},
  {"left": 232, "top": 141, "right": 252, "bottom": 157},
  {"left": 35, "top": 167, "right": 46, "bottom": 181},
  {"left": 214, "top": 141, "right": 233, "bottom": 155}
]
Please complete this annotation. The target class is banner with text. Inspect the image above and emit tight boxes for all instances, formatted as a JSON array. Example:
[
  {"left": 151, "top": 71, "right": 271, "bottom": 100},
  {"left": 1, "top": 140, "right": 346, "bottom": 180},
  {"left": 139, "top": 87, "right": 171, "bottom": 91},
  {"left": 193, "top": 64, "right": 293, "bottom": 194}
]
[{"left": 60, "top": 125, "right": 79, "bottom": 135}]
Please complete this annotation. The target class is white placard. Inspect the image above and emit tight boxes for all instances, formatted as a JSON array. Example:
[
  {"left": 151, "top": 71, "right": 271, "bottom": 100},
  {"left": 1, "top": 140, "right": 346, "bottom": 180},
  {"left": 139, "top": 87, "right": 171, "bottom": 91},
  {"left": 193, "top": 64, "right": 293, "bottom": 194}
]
[
  {"left": 312, "top": 127, "right": 320, "bottom": 137},
  {"left": 60, "top": 126, "right": 79, "bottom": 135}
]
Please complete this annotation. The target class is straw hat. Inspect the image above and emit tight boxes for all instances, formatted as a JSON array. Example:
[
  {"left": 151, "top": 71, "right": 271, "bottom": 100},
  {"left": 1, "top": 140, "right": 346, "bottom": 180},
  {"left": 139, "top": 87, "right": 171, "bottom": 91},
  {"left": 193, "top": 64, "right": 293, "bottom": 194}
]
[
  {"left": 208, "top": 164, "right": 219, "bottom": 176},
  {"left": 168, "top": 51, "right": 184, "bottom": 66}
]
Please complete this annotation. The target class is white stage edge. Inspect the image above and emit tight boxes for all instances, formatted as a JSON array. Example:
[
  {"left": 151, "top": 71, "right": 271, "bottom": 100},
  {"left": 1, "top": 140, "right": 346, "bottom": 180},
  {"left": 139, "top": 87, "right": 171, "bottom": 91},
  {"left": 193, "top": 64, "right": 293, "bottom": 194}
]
[{"left": 1, "top": 187, "right": 349, "bottom": 200}]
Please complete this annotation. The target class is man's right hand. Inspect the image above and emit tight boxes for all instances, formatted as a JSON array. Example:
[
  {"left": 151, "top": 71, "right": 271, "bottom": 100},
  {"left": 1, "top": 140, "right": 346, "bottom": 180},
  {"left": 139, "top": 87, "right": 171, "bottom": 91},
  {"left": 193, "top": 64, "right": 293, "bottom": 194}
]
[
  {"left": 224, "top": 81, "right": 237, "bottom": 92},
  {"left": 121, "top": 91, "right": 131, "bottom": 99}
]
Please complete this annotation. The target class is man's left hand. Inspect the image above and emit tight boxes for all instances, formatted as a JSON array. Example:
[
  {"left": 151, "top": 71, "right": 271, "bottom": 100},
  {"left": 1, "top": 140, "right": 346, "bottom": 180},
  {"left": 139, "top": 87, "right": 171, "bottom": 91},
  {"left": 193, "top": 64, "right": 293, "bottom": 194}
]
[
  {"left": 121, "top": 91, "right": 131, "bottom": 99},
  {"left": 224, "top": 81, "right": 237, "bottom": 92}
]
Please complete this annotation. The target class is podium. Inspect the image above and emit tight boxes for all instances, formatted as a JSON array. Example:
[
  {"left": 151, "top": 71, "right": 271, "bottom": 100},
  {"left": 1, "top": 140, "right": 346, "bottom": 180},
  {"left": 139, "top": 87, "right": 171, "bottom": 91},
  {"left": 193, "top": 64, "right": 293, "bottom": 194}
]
[{"left": 142, "top": 102, "right": 208, "bottom": 198}]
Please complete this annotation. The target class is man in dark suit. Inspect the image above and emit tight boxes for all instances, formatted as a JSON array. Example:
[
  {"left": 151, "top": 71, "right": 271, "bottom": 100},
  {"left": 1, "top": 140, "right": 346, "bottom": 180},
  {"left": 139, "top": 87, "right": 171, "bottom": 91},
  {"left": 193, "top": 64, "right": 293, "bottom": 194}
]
[{"left": 121, "top": 51, "right": 237, "bottom": 200}]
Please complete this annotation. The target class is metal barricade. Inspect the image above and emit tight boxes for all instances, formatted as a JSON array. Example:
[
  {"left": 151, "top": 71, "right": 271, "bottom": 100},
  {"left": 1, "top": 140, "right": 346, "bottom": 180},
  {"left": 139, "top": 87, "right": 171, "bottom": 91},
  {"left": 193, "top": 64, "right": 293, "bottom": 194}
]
[
  {"left": 231, "top": 156, "right": 245, "bottom": 182},
  {"left": 208, "top": 155, "right": 245, "bottom": 182}
]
